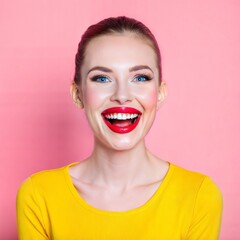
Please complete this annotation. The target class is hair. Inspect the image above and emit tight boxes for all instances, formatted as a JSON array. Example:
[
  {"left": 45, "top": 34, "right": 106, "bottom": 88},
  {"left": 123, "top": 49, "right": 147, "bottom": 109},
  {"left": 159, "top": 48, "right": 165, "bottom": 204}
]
[{"left": 74, "top": 16, "right": 162, "bottom": 85}]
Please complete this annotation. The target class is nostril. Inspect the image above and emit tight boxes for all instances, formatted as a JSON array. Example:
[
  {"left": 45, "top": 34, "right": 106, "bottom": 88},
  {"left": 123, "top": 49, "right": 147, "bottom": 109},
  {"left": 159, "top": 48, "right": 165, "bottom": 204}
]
[{"left": 110, "top": 90, "right": 133, "bottom": 104}]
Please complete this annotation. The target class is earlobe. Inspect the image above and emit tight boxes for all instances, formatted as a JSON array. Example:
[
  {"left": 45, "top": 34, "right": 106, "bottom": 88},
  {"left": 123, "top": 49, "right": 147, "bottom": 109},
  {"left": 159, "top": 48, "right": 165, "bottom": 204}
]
[
  {"left": 70, "top": 81, "right": 84, "bottom": 108},
  {"left": 157, "top": 81, "right": 167, "bottom": 109}
]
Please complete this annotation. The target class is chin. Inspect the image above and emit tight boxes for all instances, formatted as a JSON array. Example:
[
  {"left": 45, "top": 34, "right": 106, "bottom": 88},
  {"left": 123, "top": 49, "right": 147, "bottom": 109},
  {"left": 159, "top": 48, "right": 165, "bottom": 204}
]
[
  {"left": 108, "top": 142, "right": 137, "bottom": 151},
  {"left": 98, "top": 133, "right": 144, "bottom": 151}
]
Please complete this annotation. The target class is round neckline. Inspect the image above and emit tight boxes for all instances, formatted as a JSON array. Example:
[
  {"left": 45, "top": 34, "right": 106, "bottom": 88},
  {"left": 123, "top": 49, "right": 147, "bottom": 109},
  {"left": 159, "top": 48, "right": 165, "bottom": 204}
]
[{"left": 64, "top": 161, "right": 174, "bottom": 216}]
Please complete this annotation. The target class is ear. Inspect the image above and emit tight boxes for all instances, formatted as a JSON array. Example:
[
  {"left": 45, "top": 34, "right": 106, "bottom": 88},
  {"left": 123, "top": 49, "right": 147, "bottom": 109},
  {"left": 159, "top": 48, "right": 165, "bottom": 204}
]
[
  {"left": 70, "top": 81, "right": 84, "bottom": 108},
  {"left": 157, "top": 80, "right": 167, "bottom": 109}
]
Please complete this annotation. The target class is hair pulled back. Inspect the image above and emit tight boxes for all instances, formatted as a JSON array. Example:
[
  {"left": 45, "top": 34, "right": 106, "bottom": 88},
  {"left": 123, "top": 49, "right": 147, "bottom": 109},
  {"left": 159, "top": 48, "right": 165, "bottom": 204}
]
[{"left": 74, "top": 16, "right": 162, "bottom": 84}]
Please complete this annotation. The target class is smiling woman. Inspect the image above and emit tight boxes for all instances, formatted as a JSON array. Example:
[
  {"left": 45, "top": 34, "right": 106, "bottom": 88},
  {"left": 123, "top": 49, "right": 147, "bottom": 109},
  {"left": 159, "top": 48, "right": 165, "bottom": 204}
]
[{"left": 16, "top": 16, "right": 223, "bottom": 239}]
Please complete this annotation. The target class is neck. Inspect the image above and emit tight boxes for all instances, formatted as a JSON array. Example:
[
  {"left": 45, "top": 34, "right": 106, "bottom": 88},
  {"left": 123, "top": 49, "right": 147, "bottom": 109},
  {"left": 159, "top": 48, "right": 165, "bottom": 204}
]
[{"left": 85, "top": 139, "right": 154, "bottom": 189}]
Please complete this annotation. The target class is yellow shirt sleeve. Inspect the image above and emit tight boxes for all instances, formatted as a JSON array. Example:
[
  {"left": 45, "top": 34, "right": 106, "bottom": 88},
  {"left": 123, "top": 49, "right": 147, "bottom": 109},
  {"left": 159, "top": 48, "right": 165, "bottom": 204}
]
[
  {"left": 185, "top": 176, "right": 223, "bottom": 239},
  {"left": 17, "top": 178, "right": 48, "bottom": 240}
]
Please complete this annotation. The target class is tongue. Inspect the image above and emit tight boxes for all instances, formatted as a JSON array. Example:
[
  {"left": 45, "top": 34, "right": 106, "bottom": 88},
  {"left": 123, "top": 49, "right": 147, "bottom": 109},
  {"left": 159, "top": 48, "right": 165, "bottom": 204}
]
[{"left": 111, "top": 119, "right": 132, "bottom": 127}]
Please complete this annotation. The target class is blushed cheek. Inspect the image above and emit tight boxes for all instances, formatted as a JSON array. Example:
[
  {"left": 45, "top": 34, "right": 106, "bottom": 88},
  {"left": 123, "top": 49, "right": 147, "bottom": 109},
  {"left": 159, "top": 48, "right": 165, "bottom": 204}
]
[
  {"left": 83, "top": 87, "right": 110, "bottom": 108},
  {"left": 136, "top": 87, "right": 158, "bottom": 107}
]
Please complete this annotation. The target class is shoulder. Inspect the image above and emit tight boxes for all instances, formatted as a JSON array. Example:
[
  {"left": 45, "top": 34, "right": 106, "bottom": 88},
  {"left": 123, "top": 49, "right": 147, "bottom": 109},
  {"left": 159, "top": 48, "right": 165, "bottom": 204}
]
[
  {"left": 171, "top": 163, "right": 205, "bottom": 181},
  {"left": 170, "top": 163, "right": 223, "bottom": 206},
  {"left": 167, "top": 164, "right": 223, "bottom": 237},
  {"left": 20, "top": 166, "right": 65, "bottom": 188},
  {"left": 17, "top": 163, "right": 77, "bottom": 199},
  {"left": 16, "top": 164, "right": 77, "bottom": 238},
  {"left": 171, "top": 164, "right": 220, "bottom": 188},
  {"left": 168, "top": 163, "right": 222, "bottom": 203},
  {"left": 169, "top": 164, "right": 224, "bottom": 238}
]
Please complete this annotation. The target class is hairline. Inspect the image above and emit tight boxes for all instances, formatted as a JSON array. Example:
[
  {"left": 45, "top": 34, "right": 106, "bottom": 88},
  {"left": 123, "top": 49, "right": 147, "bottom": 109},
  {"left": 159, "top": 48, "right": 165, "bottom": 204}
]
[{"left": 80, "top": 30, "right": 159, "bottom": 82}]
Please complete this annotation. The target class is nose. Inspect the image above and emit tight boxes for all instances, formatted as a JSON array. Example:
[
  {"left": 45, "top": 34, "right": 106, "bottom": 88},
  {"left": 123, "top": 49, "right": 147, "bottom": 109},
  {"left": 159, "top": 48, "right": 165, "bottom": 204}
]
[{"left": 110, "top": 82, "right": 133, "bottom": 104}]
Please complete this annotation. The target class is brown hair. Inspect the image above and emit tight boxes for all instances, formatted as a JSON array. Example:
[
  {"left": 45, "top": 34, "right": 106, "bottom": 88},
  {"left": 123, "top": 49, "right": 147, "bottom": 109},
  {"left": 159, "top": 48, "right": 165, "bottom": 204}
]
[{"left": 74, "top": 16, "right": 162, "bottom": 84}]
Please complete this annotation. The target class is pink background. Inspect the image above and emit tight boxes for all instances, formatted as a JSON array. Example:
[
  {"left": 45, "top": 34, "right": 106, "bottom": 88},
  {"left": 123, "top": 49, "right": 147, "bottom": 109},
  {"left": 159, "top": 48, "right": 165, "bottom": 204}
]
[{"left": 0, "top": 0, "right": 239, "bottom": 239}]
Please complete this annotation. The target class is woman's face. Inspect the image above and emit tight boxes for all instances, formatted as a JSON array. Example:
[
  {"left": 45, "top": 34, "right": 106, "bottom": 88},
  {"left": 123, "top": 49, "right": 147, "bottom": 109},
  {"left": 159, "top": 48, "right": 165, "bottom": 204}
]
[{"left": 78, "top": 32, "right": 166, "bottom": 150}]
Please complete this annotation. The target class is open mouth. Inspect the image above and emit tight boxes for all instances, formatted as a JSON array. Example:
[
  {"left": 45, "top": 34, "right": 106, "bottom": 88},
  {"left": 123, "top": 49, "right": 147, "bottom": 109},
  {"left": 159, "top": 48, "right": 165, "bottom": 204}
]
[{"left": 101, "top": 107, "right": 142, "bottom": 134}]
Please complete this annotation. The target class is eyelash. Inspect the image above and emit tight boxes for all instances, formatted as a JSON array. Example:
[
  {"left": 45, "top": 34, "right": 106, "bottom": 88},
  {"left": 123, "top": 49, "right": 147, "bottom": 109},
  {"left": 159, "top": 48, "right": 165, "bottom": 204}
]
[
  {"left": 90, "top": 75, "right": 110, "bottom": 83},
  {"left": 90, "top": 74, "right": 152, "bottom": 83},
  {"left": 134, "top": 74, "right": 152, "bottom": 82}
]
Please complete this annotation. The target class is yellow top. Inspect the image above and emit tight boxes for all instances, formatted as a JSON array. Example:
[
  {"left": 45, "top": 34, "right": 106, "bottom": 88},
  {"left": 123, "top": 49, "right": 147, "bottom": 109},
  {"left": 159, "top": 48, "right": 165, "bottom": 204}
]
[{"left": 17, "top": 163, "right": 223, "bottom": 240}]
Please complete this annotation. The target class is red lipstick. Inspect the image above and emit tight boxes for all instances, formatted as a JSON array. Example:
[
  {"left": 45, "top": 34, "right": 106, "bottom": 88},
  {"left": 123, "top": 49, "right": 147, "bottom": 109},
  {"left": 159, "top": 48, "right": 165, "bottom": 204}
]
[{"left": 101, "top": 107, "right": 142, "bottom": 134}]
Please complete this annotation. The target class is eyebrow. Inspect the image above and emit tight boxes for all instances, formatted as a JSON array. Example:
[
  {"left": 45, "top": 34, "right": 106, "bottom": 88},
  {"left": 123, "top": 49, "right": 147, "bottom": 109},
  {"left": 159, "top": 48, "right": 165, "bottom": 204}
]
[
  {"left": 87, "top": 65, "right": 153, "bottom": 74},
  {"left": 87, "top": 66, "right": 112, "bottom": 74},
  {"left": 129, "top": 65, "right": 153, "bottom": 73}
]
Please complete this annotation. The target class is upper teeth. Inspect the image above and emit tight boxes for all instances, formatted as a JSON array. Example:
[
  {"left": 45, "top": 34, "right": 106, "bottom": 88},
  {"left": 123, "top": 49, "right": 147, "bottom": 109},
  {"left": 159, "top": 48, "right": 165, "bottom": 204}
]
[{"left": 105, "top": 113, "right": 139, "bottom": 120}]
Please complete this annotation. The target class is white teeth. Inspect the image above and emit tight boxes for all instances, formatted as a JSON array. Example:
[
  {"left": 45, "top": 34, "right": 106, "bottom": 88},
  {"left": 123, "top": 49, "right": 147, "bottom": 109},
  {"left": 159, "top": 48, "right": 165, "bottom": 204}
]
[
  {"left": 105, "top": 113, "right": 139, "bottom": 120},
  {"left": 122, "top": 114, "right": 127, "bottom": 120}
]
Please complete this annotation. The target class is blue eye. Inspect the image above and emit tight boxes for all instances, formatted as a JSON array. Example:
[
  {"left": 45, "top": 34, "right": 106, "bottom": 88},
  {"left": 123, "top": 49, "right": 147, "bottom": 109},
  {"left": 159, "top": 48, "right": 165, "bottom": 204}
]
[
  {"left": 90, "top": 75, "right": 110, "bottom": 83},
  {"left": 134, "top": 75, "right": 151, "bottom": 82}
]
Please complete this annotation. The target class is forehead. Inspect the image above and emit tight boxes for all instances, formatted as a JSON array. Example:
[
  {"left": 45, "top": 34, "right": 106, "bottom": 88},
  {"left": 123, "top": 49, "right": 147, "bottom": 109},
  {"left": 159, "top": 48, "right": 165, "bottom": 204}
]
[{"left": 82, "top": 33, "right": 158, "bottom": 70}]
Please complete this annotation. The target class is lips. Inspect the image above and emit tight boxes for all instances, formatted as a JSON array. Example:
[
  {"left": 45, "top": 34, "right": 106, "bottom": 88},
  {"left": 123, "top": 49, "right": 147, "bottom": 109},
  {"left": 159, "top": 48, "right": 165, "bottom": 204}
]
[{"left": 101, "top": 107, "right": 142, "bottom": 134}]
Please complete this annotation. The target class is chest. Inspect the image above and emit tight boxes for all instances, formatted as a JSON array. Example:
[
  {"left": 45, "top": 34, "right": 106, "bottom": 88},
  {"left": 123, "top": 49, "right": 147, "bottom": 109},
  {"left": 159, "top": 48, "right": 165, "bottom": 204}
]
[
  {"left": 72, "top": 179, "right": 163, "bottom": 211},
  {"left": 49, "top": 201, "right": 187, "bottom": 240}
]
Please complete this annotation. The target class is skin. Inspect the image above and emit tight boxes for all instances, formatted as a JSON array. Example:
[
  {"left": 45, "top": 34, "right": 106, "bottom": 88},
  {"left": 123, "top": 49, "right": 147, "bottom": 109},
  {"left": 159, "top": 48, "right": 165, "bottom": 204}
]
[{"left": 70, "top": 32, "right": 169, "bottom": 211}]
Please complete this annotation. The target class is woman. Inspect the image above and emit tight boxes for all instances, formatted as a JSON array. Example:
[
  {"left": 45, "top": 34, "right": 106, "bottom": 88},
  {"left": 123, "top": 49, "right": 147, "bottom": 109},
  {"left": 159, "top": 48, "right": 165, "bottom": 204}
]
[{"left": 17, "top": 16, "right": 223, "bottom": 239}]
